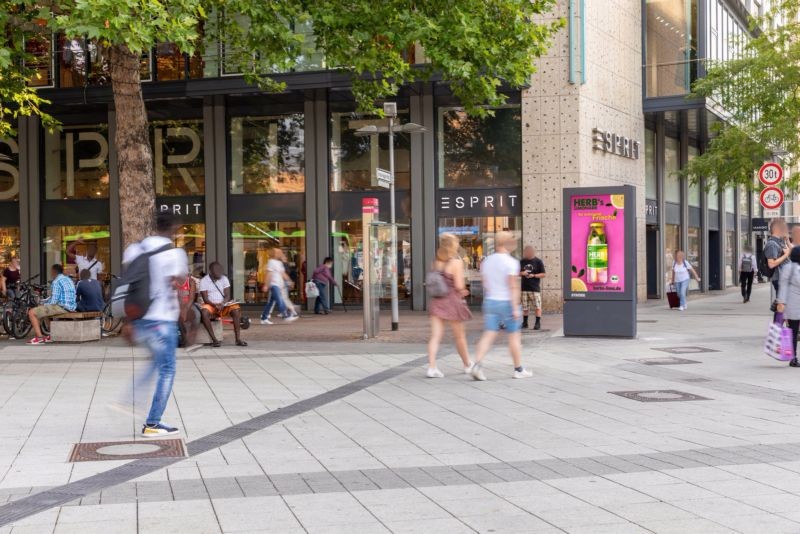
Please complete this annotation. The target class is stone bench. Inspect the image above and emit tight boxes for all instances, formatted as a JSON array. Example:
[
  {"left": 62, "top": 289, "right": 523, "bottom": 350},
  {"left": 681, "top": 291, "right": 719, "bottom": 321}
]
[
  {"left": 50, "top": 312, "right": 102, "bottom": 343},
  {"left": 194, "top": 319, "right": 223, "bottom": 345}
]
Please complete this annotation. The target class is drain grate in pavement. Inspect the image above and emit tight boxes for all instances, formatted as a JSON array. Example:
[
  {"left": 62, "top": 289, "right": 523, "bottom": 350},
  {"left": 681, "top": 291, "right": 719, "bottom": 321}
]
[
  {"left": 652, "top": 346, "right": 720, "bottom": 355},
  {"left": 609, "top": 390, "right": 711, "bottom": 402},
  {"left": 629, "top": 357, "right": 700, "bottom": 365},
  {"left": 68, "top": 439, "right": 186, "bottom": 462},
  {"left": 637, "top": 320, "right": 658, "bottom": 323}
]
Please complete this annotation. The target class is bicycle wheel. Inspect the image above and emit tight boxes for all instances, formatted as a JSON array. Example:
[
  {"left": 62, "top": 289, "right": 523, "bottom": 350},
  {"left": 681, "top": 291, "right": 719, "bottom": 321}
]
[
  {"left": 11, "top": 308, "right": 31, "bottom": 339},
  {"left": 1, "top": 307, "right": 12, "bottom": 336},
  {"left": 101, "top": 302, "right": 122, "bottom": 334}
]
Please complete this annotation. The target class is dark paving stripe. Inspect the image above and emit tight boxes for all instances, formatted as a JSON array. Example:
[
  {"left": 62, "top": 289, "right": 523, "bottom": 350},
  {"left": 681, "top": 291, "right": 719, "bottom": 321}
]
[{"left": 0, "top": 354, "right": 427, "bottom": 527}]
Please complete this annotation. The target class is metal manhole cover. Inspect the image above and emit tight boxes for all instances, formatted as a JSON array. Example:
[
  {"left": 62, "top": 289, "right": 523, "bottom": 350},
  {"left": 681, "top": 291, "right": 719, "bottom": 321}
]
[
  {"left": 652, "top": 346, "right": 720, "bottom": 355},
  {"left": 609, "top": 390, "right": 711, "bottom": 403},
  {"left": 629, "top": 357, "right": 700, "bottom": 365},
  {"left": 69, "top": 439, "right": 186, "bottom": 462}
]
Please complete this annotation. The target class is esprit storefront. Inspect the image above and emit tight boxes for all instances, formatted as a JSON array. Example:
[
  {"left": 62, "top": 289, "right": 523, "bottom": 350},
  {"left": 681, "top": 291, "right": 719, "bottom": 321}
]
[{"left": 10, "top": 86, "right": 523, "bottom": 310}]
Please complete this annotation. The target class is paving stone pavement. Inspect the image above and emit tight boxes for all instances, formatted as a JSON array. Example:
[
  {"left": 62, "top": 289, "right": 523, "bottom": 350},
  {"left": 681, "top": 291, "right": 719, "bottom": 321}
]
[{"left": 2, "top": 284, "right": 800, "bottom": 532}]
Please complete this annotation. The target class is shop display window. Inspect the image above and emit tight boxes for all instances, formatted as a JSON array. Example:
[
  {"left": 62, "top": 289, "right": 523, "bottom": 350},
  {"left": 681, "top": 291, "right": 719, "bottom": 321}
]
[
  {"left": 230, "top": 115, "right": 305, "bottom": 194},
  {"left": 231, "top": 222, "right": 305, "bottom": 304},
  {"left": 664, "top": 223, "right": 681, "bottom": 291},
  {"left": 44, "top": 125, "right": 110, "bottom": 199},
  {"left": 176, "top": 224, "right": 206, "bottom": 274},
  {"left": 436, "top": 216, "right": 521, "bottom": 304},
  {"left": 688, "top": 226, "right": 701, "bottom": 290},
  {"left": 0, "top": 227, "right": 20, "bottom": 270},
  {"left": 43, "top": 225, "right": 110, "bottom": 281},
  {"left": 438, "top": 105, "right": 521, "bottom": 189}
]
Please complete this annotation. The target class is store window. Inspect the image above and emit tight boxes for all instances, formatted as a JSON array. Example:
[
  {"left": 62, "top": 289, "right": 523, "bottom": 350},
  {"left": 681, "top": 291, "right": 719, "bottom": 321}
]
[
  {"left": 25, "top": 32, "right": 53, "bottom": 88},
  {"left": 151, "top": 120, "right": 204, "bottom": 196},
  {"left": 438, "top": 105, "right": 521, "bottom": 189},
  {"left": 726, "top": 230, "right": 735, "bottom": 286},
  {"left": 43, "top": 225, "right": 110, "bottom": 281},
  {"left": 230, "top": 221, "right": 305, "bottom": 304},
  {"left": 230, "top": 114, "right": 305, "bottom": 194},
  {"left": 0, "top": 138, "right": 20, "bottom": 201},
  {"left": 175, "top": 224, "right": 206, "bottom": 274},
  {"left": 0, "top": 227, "right": 20, "bottom": 270},
  {"left": 688, "top": 227, "right": 701, "bottom": 290},
  {"left": 725, "top": 187, "right": 735, "bottom": 213},
  {"left": 664, "top": 136, "right": 680, "bottom": 203},
  {"left": 58, "top": 35, "right": 87, "bottom": 88},
  {"left": 330, "top": 111, "right": 411, "bottom": 191},
  {"left": 688, "top": 146, "right": 700, "bottom": 207},
  {"left": 708, "top": 186, "right": 719, "bottom": 211},
  {"left": 664, "top": 223, "right": 680, "bottom": 291},
  {"left": 330, "top": 220, "right": 411, "bottom": 305},
  {"left": 645, "top": 128, "right": 657, "bottom": 200},
  {"left": 437, "top": 216, "right": 521, "bottom": 304},
  {"left": 155, "top": 43, "right": 187, "bottom": 81},
  {"left": 645, "top": 0, "right": 698, "bottom": 97},
  {"left": 44, "top": 125, "right": 110, "bottom": 200}
]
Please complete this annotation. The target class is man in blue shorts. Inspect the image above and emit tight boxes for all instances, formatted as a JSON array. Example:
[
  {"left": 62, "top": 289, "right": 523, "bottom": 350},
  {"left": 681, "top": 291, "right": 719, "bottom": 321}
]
[{"left": 471, "top": 231, "right": 533, "bottom": 381}]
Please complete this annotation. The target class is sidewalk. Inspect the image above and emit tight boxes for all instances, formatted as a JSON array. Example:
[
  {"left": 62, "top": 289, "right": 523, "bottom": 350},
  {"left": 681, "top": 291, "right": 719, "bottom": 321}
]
[{"left": 1, "top": 283, "right": 799, "bottom": 533}]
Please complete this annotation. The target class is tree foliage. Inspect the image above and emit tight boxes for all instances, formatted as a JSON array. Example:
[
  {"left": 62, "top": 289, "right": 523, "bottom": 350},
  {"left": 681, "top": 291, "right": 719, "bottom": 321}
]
[{"left": 684, "top": 0, "right": 800, "bottom": 191}]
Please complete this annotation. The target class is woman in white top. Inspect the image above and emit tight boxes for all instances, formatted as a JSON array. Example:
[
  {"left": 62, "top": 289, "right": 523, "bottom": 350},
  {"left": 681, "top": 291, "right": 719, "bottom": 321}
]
[{"left": 670, "top": 250, "right": 701, "bottom": 311}]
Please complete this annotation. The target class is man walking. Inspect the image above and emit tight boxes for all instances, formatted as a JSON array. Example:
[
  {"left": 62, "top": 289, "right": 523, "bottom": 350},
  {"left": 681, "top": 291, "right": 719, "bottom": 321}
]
[
  {"left": 739, "top": 245, "right": 755, "bottom": 304},
  {"left": 123, "top": 213, "right": 188, "bottom": 438},
  {"left": 26, "top": 264, "right": 76, "bottom": 345},
  {"left": 519, "top": 246, "right": 546, "bottom": 330},
  {"left": 260, "top": 248, "right": 297, "bottom": 324},
  {"left": 312, "top": 257, "right": 337, "bottom": 314},
  {"left": 765, "top": 218, "right": 791, "bottom": 295},
  {"left": 471, "top": 231, "right": 533, "bottom": 381}
]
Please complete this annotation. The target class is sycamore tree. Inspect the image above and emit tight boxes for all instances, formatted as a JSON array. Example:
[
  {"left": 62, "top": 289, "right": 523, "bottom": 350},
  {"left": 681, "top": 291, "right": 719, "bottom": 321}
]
[
  {"left": 5, "top": 0, "right": 562, "bottom": 244},
  {"left": 683, "top": 0, "right": 800, "bottom": 192}
]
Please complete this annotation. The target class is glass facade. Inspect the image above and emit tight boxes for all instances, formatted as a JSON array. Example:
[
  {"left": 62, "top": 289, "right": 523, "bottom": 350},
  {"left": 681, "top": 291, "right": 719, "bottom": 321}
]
[
  {"left": 645, "top": 129, "right": 657, "bottom": 200},
  {"left": 438, "top": 106, "right": 522, "bottom": 189},
  {"left": 330, "top": 111, "right": 411, "bottom": 192},
  {"left": 688, "top": 146, "right": 700, "bottom": 207},
  {"left": 43, "top": 226, "right": 110, "bottom": 280},
  {"left": 0, "top": 227, "right": 20, "bottom": 269},
  {"left": 230, "top": 114, "right": 305, "bottom": 194},
  {"left": 0, "top": 138, "right": 20, "bottom": 201},
  {"left": 645, "top": 0, "right": 698, "bottom": 97},
  {"left": 726, "top": 230, "right": 735, "bottom": 287},
  {"left": 230, "top": 222, "right": 306, "bottom": 304},
  {"left": 44, "top": 125, "right": 110, "bottom": 200},
  {"left": 665, "top": 223, "right": 680, "bottom": 291},
  {"left": 151, "top": 120, "right": 205, "bottom": 196},
  {"left": 688, "top": 227, "right": 701, "bottom": 290},
  {"left": 176, "top": 223, "right": 206, "bottom": 273}
]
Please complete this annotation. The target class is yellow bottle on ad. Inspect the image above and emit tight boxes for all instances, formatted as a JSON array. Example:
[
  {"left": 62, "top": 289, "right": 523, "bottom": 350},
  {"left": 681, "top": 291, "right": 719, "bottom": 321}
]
[{"left": 587, "top": 222, "right": 608, "bottom": 284}]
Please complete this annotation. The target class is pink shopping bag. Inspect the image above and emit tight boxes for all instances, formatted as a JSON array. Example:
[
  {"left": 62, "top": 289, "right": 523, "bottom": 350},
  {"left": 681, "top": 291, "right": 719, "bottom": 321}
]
[{"left": 765, "top": 313, "right": 794, "bottom": 361}]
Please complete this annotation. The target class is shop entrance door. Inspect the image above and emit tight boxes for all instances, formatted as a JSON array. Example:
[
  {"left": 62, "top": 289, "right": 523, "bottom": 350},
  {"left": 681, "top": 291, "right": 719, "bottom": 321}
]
[
  {"left": 646, "top": 226, "right": 658, "bottom": 298},
  {"left": 708, "top": 231, "right": 721, "bottom": 290}
]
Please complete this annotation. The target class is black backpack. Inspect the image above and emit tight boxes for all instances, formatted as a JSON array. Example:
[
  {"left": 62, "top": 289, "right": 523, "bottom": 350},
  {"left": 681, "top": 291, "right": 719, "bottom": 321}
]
[
  {"left": 111, "top": 243, "right": 173, "bottom": 320},
  {"left": 759, "top": 246, "right": 776, "bottom": 279}
]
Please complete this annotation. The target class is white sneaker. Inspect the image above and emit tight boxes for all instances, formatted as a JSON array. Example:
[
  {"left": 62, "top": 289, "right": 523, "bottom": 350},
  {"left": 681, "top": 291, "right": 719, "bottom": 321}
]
[
  {"left": 426, "top": 367, "right": 444, "bottom": 378},
  {"left": 260, "top": 318, "right": 273, "bottom": 325},
  {"left": 471, "top": 364, "right": 487, "bottom": 381},
  {"left": 284, "top": 315, "right": 298, "bottom": 323},
  {"left": 678, "top": 306, "right": 685, "bottom": 311},
  {"left": 513, "top": 368, "right": 533, "bottom": 379},
  {"left": 464, "top": 361, "right": 475, "bottom": 374}
]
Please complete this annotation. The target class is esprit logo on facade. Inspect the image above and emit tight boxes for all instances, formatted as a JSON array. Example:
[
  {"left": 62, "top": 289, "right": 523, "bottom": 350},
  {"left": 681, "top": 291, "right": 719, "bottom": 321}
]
[
  {"left": 159, "top": 202, "right": 202, "bottom": 215},
  {"left": 440, "top": 193, "right": 518, "bottom": 210},
  {"left": 154, "top": 126, "right": 202, "bottom": 195},
  {"left": 0, "top": 138, "right": 19, "bottom": 201},
  {"left": 592, "top": 128, "right": 640, "bottom": 160}
]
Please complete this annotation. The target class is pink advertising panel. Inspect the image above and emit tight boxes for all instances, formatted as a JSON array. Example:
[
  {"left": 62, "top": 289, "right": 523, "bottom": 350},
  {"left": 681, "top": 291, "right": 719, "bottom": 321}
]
[{"left": 568, "top": 193, "right": 625, "bottom": 293}]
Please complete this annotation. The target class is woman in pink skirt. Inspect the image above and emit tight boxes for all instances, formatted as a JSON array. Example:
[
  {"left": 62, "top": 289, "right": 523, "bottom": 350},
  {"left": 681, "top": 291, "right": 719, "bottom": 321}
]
[{"left": 426, "top": 233, "right": 474, "bottom": 378}]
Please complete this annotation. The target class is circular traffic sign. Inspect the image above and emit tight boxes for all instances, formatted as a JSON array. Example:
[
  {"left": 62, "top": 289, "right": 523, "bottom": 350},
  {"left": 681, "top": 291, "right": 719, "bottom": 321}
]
[
  {"left": 760, "top": 186, "right": 784, "bottom": 210},
  {"left": 759, "top": 162, "right": 783, "bottom": 186}
]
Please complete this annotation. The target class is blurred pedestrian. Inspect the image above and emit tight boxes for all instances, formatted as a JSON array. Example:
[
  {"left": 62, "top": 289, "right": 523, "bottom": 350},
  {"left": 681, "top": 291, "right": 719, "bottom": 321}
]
[
  {"left": 260, "top": 248, "right": 297, "bottom": 324},
  {"left": 670, "top": 250, "right": 700, "bottom": 311},
  {"left": 426, "top": 233, "right": 473, "bottom": 378},
  {"left": 471, "top": 231, "right": 532, "bottom": 381},
  {"left": 312, "top": 257, "right": 337, "bottom": 314},
  {"left": 739, "top": 245, "right": 755, "bottom": 304},
  {"left": 519, "top": 246, "right": 546, "bottom": 330},
  {"left": 775, "top": 246, "right": 800, "bottom": 368}
]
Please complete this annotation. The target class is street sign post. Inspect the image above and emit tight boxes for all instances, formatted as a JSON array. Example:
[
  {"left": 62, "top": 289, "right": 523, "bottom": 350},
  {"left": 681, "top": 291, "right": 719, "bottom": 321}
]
[
  {"left": 376, "top": 168, "right": 393, "bottom": 189},
  {"left": 760, "top": 186, "right": 784, "bottom": 211},
  {"left": 759, "top": 162, "right": 783, "bottom": 186}
]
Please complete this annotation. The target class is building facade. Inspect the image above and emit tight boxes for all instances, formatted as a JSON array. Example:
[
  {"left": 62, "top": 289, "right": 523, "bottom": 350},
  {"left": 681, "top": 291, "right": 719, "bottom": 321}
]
[{"left": 0, "top": 0, "right": 761, "bottom": 312}]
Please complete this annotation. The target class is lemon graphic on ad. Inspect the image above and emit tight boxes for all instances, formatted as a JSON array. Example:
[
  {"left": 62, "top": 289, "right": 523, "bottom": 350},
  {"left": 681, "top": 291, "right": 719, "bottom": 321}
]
[
  {"left": 610, "top": 194, "right": 625, "bottom": 209},
  {"left": 571, "top": 278, "right": 588, "bottom": 292}
]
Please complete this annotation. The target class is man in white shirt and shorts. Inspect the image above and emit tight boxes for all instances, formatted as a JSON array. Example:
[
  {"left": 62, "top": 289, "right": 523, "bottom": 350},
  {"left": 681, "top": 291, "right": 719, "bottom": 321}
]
[
  {"left": 198, "top": 261, "right": 247, "bottom": 347},
  {"left": 471, "top": 231, "right": 533, "bottom": 381}
]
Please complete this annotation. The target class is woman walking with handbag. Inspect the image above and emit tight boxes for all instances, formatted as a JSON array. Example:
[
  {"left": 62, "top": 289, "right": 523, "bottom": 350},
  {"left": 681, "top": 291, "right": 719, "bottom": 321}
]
[
  {"left": 776, "top": 247, "right": 800, "bottom": 367},
  {"left": 426, "top": 233, "right": 474, "bottom": 378},
  {"left": 670, "top": 250, "right": 701, "bottom": 311}
]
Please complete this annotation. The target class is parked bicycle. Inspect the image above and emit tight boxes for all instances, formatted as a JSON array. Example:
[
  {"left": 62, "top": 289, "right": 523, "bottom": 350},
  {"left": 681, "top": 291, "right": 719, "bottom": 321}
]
[
  {"left": 101, "top": 274, "right": 122, "bottom": 335},
  {"left": 2, "top": 276, "right": 49, "bottom": 339}
]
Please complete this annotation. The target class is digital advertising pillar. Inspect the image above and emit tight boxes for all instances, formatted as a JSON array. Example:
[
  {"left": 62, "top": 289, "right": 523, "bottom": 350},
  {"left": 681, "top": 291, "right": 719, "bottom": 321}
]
[{"left": 562, "top": 185, "right": 637, "bottom": 338}]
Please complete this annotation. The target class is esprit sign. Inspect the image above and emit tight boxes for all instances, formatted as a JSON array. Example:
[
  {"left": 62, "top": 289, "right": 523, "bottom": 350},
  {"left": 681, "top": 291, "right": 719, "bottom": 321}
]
[
  {"left": 437, "top": 188, "right": 522, "bottom": 216},
  {"left": 154, "top": 125, "right": 202, "bottom": 195},
  {"left": 592, "top": 128, "right": 640, "bottom": 160},
  {"left": 157, "top": 196, "right": 205, "bottom": 222},
  {"left": 0, "top": 138, "right": 19, "bottom": 201}
]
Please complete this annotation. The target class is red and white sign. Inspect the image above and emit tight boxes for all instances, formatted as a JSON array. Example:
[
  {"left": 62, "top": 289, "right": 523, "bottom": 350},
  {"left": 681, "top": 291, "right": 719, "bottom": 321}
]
[
  {"left": 760, "top": 186, "right": 784, "bottom": 210},
  {"left": 759, "top": 162, "right": 784, "bottom": 186},
  {"left": 362, "top": 197, "right": 379, "bottom": 215}
]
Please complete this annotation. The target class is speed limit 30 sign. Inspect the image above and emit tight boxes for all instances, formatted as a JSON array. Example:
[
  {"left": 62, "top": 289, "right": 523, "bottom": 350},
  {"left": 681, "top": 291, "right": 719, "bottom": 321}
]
[
  {"left": 759, "top": 162, "right": 784, "bottom": 186},
  {"left": 760, "top": 186, "right": 784, "bottom": 210}
]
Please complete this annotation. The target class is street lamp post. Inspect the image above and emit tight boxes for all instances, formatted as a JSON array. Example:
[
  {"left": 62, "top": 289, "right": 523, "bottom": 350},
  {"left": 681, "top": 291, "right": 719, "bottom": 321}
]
[{"left": 355, "top": 107, "right": 426, "bottom": 332}]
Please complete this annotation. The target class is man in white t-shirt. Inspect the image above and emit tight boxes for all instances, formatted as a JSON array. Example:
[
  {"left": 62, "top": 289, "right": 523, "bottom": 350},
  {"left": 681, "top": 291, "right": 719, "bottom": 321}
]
[
  {"left": 67, "top": 240, "right": 103, "bottom": 280},
  {"left": 260, "top": 248, "right": 297, "bottom": 324},
  {"left": 122, "top": 213, "right": 188, "bottom": 438},
  {"left": 471, "top": 231, "right": 532, "bottom": 381},
  {"left": 198, "top": 261, "right": 246, "bottom": 347}
]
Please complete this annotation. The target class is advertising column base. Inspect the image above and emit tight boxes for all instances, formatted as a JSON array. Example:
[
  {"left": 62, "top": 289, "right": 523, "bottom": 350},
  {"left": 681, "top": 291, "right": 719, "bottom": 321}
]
[{"left": 563, "top": 299, "right": 636, "bottom": 338}]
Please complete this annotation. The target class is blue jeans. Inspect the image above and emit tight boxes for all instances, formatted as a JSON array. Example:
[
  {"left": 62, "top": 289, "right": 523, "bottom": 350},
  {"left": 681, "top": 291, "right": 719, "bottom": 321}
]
[
  {"left": 314, "top": 281, "right": 329, "bottom": 313},
  {"left": 675, "top": 279, "right": 689, "bottom": 308},
  {"left": 483, "top": 299, "right": 522, "bottom": 333},
  {"left": 133, "top": 320, "right": 178, "bottom": 425},
  {"left": 262, "top": 285, "right": 286, "bottom": 320}
]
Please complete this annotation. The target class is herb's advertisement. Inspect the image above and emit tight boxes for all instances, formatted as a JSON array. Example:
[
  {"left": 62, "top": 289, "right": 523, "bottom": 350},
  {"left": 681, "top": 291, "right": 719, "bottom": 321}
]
[{"left": 569, "top": 193, "right": 625, "bottom": 294}]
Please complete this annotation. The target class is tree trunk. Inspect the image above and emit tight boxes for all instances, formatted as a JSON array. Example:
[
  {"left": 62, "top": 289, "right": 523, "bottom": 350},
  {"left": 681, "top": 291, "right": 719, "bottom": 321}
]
[{"left": 109, "top": 44, "right": 155, "bottom": 246}]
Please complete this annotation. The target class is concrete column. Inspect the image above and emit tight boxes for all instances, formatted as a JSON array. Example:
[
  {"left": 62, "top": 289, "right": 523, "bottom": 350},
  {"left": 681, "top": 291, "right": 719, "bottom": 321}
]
[
  {"left": 108, "top": 108, "right": 122, "bottom": 276},
  {"left": 304, "top": 91, "right": 319, "bottom": 275},
  {"left": 19, "top": 116, "right": 41, "bottom": 281},
  {"left": 314, "top": 89, "right": 330, "bottom": 267}
]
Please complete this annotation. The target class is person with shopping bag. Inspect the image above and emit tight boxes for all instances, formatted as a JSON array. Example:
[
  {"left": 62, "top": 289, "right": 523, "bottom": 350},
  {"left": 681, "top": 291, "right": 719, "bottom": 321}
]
[{"left": 775, "top": 246, "right": 800, "bottom": 367}]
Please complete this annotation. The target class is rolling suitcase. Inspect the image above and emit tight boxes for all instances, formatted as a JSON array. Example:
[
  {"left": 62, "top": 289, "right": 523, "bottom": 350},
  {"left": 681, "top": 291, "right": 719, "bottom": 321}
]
[{"left": 667, "top": 284, "right": 680, "bottom": 309}]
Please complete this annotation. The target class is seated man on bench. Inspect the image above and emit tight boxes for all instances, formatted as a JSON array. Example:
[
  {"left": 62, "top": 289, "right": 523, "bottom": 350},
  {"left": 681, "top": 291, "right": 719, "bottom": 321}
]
[
  {"left": 198, "top": 262, "right": 247, "bottom": 347},
  {"left": 75, "top": 269, "right": 105, "bottom": 313},
  {"left": 27, "top": 264, "right": 76, "bottom": 345}
]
